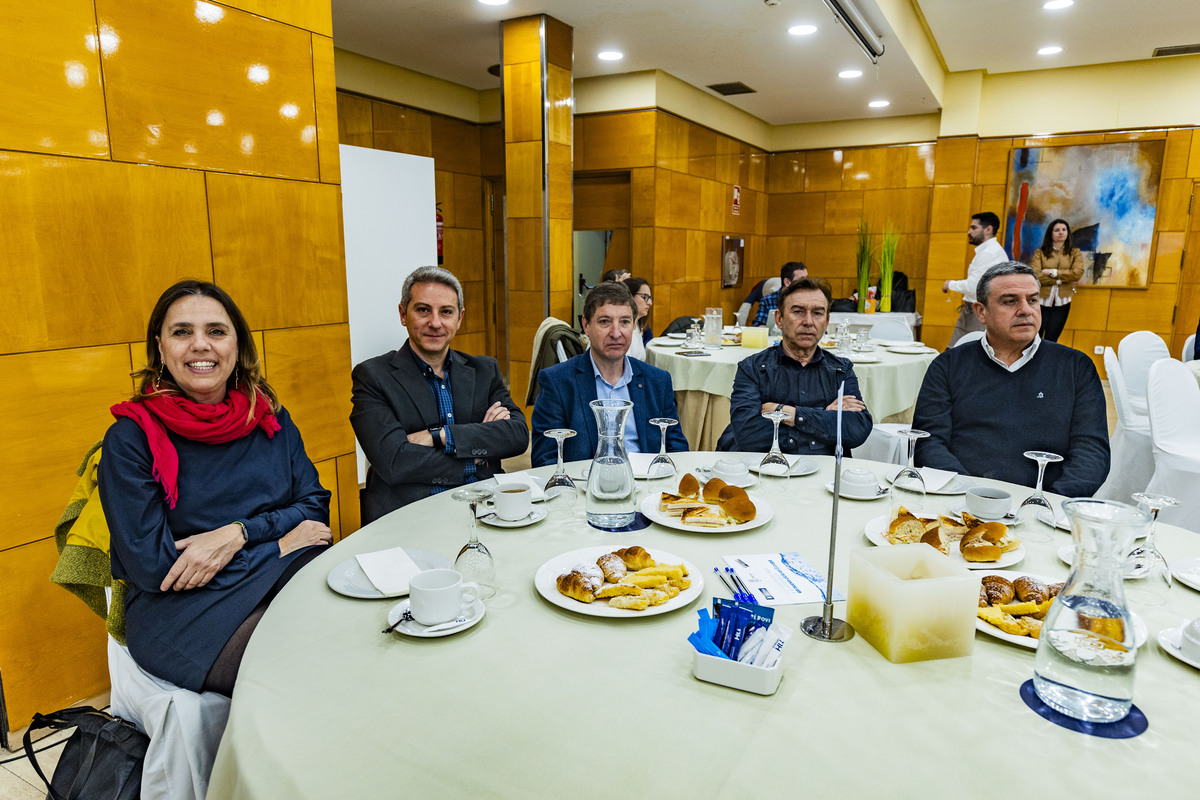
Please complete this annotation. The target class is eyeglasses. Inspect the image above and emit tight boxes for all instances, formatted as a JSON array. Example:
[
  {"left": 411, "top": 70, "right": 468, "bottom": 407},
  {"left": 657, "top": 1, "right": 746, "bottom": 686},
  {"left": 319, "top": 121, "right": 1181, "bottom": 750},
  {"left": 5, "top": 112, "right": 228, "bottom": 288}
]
[{"left": 636, "top": 293, "right": 653, "bottom": 302}]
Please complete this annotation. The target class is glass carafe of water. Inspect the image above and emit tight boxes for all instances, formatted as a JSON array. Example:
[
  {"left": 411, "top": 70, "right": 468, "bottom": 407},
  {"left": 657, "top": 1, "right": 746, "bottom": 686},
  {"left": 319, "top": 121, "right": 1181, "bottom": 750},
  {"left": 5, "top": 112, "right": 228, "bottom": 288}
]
[
  {"left": 1033, "top": 498, "right": 1151, "bottom": 723},
  {"left": 585, "top": 399, "right": 637, "bottom": 529}
]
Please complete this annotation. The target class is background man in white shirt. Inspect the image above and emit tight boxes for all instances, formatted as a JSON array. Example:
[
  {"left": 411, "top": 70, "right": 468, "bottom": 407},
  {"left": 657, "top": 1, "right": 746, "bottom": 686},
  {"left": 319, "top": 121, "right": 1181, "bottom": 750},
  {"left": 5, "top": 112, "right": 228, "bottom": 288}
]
[{"left": 943, "top": 211, "right": 1007, "bottom": 346}]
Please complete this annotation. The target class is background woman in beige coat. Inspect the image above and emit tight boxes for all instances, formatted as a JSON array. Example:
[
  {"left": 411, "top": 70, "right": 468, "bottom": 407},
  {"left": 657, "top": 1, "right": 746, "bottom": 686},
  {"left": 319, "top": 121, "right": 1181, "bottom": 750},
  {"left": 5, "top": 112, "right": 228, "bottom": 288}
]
[{"left": 1030, "top": 218, "right": 1084, "bottom": 342}]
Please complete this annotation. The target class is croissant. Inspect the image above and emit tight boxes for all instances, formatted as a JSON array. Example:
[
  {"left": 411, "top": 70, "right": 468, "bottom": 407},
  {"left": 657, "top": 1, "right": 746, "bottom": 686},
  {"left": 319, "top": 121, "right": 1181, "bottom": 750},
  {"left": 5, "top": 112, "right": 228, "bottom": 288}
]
[
  {"left": 981, "top": 575, "right": 1015, "bottom": 606},
  {"left": 596, "top": 552, "right": 627, "bottom": 583},
  {"left": 556, "top": 571, "right": 596, "bottom": 603},
  {"left": 1013, "top": 576, "right": 1050, "bottom": 604},
  {"left": 616, "top": 546, "right": 655, "bottom": 570}
]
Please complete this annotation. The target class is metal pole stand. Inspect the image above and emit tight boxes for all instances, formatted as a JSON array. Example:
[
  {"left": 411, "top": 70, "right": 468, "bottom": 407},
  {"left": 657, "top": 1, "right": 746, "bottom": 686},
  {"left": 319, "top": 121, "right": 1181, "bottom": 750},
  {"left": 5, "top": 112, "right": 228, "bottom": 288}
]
[{"left": 802, "top": 446, "right": 854, "bottom": 643}]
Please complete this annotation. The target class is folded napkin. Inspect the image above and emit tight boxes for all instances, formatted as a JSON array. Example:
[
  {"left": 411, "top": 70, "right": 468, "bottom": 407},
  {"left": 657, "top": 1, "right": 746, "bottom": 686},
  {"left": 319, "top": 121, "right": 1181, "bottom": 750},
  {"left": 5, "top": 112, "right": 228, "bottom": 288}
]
[
  {"left": 628, "top": 452, "right": 657, "bottom": 479},
  {"left": 355, "top": 547, "right": 422, "bottom": 595},
  {"left": 887, "top": 466, "right": 956, "bottom": 492},
  {"left": 492, "top": 473, "right": 546, "bottom": 501}
]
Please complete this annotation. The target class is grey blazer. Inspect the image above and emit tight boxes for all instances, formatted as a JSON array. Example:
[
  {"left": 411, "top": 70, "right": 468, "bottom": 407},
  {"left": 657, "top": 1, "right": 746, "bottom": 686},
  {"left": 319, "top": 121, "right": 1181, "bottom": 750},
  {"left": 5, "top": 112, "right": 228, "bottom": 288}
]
[{"left": 350, "top": 342, "right": 529, "bottom": 523}]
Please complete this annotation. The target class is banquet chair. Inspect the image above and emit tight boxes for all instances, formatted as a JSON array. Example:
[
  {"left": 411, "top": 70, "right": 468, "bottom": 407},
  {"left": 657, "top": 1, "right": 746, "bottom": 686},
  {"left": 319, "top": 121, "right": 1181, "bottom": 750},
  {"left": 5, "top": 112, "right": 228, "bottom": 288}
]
[
  {"left": 526, "top": 317, "right": 586, "bottom": 404},
  {"left": 1144, "top": 358, "right": 1200, "bottom": 533},
  {"left": 868, "top": 319, "right": 913, "bottom": 342},
  {"left": 661, "top": 316, "right": 703, "bottom": 336},
  {"left": 1183, "top": 333, "right": 1196, "bottom": 363},
  {"left": 1117, "top": 331, "right": 1169, "bottom": 416},
  {"left": 1094, "top": 348, "right": 1153, "bottom": 502},
  {"left": 954, "top": 331, "right": 984, "bottom": 347},
  {"left": 735, "top": 302, "right": 752, "bottom": 326}
]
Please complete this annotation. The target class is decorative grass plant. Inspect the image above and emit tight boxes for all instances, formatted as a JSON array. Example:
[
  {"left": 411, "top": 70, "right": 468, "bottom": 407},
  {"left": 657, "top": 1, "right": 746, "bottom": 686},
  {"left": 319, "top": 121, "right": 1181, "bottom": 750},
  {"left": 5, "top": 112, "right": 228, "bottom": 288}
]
[{"left": 878, "top": 224, "right": 899, "bottom": 313}]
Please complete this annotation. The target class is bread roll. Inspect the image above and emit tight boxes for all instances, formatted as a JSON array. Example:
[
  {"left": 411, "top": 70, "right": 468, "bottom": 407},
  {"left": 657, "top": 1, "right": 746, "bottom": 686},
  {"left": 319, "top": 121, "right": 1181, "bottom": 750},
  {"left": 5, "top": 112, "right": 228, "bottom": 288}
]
[
  {"left": 920, "top": 526, "right": 948, "bottom": 555},
  {"left": 678, "top": 473, "right": 700, "bottom": 499},
  {"left": 702, "top": 477, "right": 728, "bottom": 503},
  {"left": 887, "top": 508, "right": 926, "bottom": 545},
  {"left": 719, "top": 490, "right": 756, "bottom": 523}
]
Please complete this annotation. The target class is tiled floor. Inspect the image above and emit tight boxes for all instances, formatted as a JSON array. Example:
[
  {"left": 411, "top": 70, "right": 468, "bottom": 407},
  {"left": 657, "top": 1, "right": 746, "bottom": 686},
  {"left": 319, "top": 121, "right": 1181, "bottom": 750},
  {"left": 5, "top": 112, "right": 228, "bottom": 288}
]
[{"left": 0, "top": 382, "right": 1114, "bottom": 799}]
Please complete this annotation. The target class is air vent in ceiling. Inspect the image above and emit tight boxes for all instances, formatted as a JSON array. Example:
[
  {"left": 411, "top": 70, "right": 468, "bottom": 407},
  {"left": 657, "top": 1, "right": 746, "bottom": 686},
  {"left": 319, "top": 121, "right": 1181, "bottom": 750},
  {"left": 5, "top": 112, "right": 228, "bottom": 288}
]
[
  {"left": 707, "top": 81, "right": 756, "bottom": 96},
  {"left": 1153, "top": 43, "right": 1200, "bottom": 57}
]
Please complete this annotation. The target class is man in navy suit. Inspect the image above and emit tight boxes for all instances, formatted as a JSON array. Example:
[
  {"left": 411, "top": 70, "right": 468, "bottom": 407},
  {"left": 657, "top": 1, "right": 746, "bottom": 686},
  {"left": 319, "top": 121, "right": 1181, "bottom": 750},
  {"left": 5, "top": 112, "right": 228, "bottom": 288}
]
[{"left": 531, "top": 282, "right": 688, "bottom": 466}]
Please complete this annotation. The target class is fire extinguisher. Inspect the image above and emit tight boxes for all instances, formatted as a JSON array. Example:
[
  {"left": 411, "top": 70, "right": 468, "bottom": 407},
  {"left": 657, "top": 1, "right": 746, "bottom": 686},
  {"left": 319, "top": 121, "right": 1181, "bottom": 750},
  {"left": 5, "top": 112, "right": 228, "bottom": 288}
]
[{"left": 435, "top": 202, "right": 444, "bottom": 265}]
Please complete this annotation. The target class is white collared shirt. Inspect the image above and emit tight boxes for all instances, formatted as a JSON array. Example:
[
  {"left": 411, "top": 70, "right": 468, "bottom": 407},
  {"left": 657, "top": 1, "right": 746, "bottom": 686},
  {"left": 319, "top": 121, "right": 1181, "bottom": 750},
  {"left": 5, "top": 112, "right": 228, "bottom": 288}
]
[
  {"left": 981, "top": 334, "right": 1041, "bottom": 372},
  {"left": 948, "top": 237, "right": 1008, "bottom": 303},
  {"left": 589, "top": 352, "right": 641, "bottom": 452}
]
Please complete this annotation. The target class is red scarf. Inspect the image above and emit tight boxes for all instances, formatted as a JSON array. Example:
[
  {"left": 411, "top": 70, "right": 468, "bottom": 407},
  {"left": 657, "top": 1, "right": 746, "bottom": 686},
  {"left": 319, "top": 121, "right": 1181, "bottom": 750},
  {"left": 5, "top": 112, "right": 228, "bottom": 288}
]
[{"left": 111, "top": 386, "right": 280, "bottom": 508}]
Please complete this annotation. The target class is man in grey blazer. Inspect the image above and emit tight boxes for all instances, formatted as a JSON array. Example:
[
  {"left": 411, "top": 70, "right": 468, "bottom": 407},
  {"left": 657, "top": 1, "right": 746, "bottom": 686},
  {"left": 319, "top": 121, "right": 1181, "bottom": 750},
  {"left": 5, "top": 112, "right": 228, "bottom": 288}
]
[{"left": 351, "top": 266, "right": 529, "bottom": 523}]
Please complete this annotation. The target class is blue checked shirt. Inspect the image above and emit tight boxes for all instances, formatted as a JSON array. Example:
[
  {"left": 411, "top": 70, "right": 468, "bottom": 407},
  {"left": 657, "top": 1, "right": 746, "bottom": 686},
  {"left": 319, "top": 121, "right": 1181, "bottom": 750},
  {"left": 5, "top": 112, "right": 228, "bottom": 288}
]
[
  {"left": 752, "top": 289, "right": 781, "bottom": 327},
  {"left": 412, "top": 349, "right": 477, "bottom": 495}
]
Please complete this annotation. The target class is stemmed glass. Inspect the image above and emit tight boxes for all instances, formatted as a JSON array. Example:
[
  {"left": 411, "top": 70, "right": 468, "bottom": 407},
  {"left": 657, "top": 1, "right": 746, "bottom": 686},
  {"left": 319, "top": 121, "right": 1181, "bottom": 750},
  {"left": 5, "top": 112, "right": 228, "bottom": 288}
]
[
  {"left": 1124, "top": 492, "right": 1179, "bottom": 607},
  {"left": 647, "top": 418, "right": 678, "bottom": 480},
  {"left": 759, "top": 409, "right": 791, "bottom": 493},
  {"left": 542, "top": 429, "right": 578, "bottom": 520},
  {"left": 890, "top": 429, "right": 929, "bottom": 515},
  {"left": 1018, "top": 450, "right": 1062, "bottom": 543},
  {"left": 451, "top": 487, "right": 496, "bottom": 600}
]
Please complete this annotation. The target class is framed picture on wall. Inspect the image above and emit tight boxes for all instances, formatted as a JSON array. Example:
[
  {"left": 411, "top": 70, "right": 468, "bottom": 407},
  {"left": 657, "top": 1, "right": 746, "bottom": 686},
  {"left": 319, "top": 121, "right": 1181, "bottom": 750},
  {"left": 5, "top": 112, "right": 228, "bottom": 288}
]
[
  {"left": 1003, "top": 141, "right": 1165, "bottom": 288},
  {"left": 722, "top": 236, "right": 744, "bottom": 289}
]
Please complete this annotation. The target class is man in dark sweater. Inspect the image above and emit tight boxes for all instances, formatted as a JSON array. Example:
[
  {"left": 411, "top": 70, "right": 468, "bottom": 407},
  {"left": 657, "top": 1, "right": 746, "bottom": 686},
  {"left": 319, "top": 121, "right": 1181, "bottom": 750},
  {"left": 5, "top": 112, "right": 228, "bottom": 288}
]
[{"left": 913, "top": 262, "right": 1110, "bottom": 497}]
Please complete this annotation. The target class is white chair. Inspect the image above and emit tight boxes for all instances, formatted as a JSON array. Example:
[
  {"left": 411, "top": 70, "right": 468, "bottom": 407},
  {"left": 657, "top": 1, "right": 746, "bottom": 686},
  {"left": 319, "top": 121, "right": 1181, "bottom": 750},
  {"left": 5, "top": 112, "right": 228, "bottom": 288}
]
[
  {"left": 105, "top": 589, "right": 230, "bottom": 800},
  {"left": 1117, "top": 331, "right": 1169, "bottom": 416},
  {"left": 1144, "top": 358, "right": 1200, "bottom": 533},
  {"left": 1183, "top": 333, "right": 1196, "bottom": 363},
  {"left": 869, "top": 319, "right": 913, "bottom": 342},
  {"left": 1094, "top": 347, "right": 1154, "bottom": 502},
  {"left": 735, "top": 302, "right": 752, "bottom": 326},
  {"left": 955, "top": 331, "right": 984, "bottom": 347},
  {"left": 850, "top": 423, "right": 910, "bottom": 465}
]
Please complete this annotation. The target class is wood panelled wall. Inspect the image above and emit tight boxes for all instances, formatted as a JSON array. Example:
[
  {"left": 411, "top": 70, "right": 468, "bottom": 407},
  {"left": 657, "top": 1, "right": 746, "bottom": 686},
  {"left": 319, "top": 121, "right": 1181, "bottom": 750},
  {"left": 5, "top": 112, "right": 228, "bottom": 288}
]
[
  {"left": 0, "top": 0, "right": 356, "bottom": 732},
  {"left": 335, "top": 91, "right": 502, "bottom": 361}
]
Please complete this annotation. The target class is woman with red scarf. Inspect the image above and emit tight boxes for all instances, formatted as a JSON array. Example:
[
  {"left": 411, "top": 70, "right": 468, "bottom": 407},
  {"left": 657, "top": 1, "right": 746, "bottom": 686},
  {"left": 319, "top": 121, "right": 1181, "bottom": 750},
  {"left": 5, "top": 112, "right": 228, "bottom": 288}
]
[{"left": 99, "top": 281, "right": 332, "bottom": 695}]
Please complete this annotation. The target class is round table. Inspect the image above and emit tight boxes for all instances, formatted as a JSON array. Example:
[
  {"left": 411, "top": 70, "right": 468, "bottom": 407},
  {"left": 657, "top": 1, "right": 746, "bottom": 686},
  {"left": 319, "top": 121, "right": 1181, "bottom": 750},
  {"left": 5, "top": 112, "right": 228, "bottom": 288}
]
[
  {"left": 209, "top": 454, "right": 1200, "bottom": 799},
  {"left": 646, "top": 341, "right": 937, "bottom": 449}
]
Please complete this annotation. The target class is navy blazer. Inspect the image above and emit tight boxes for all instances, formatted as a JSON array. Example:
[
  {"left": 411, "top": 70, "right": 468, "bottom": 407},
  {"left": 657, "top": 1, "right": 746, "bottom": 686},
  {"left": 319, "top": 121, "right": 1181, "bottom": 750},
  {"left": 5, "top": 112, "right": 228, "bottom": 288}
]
[
  {"left": 351, "top": 342, "right": 529, "bottom": 523},
  {"left": 530, "top": 354, "right": 689, "bottom": 466}
]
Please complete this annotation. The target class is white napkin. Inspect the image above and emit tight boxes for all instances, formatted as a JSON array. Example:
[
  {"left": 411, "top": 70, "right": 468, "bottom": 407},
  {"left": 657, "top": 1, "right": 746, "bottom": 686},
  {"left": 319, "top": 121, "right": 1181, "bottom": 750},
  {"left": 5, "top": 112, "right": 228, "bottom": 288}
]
[
  {"left": 889, "top": 466, "right": 956, "bottom": 492},
  {"left": 628, "top": 452, "right": 657, "bottom": 479},
  {"left": 354, "top": 547, "right": 422, "bottom": 595},
  {"left": 492, "top": 473, "right": 546, "bottom": 502}
]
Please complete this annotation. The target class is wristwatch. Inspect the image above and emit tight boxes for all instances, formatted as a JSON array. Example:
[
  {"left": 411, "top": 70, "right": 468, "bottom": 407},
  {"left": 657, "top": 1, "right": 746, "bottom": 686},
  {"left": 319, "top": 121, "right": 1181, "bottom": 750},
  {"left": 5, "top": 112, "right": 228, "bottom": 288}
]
[
  {"left": 429, "top": 426, "right": 443, "bottom": 445},
  {"left": 775, "top": 403, "right": 784, "bottom": 413}
]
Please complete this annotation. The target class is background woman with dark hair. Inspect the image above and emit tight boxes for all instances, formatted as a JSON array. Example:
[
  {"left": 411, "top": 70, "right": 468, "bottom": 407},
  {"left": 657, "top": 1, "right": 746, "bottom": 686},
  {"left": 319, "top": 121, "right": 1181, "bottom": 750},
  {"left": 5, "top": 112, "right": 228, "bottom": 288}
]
[
  {"left": 99, "top": 280, "right": 332, "bottom": 695},
  {"left": 621, "top": 276, "right": 654, "bottom": 360},
  {"left": 1030, "top": 218, "right": 1084, "bottom": 342}
]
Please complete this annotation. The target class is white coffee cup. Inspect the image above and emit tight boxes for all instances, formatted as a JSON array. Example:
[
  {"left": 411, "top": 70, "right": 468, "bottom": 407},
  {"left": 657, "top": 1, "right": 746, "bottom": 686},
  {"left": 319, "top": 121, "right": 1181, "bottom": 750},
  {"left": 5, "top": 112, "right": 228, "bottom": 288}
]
[
  {"left": 1181, "top": 619, "right": 1200, "bottom": 662},
  {"left": 712, "top": 458, "right": 750, "bottom": 485},
  {"left": 493, "top": 484, "right": 532, "bottom": 521},
  {"left": 840, "top": 467, "right": 878, "bottom": 494},
  {"left": 965, "top": 486, "right": 1012, "bottom": 519},
  {"left": 408, "top": 569, "right": 480, "bottom": 626}
]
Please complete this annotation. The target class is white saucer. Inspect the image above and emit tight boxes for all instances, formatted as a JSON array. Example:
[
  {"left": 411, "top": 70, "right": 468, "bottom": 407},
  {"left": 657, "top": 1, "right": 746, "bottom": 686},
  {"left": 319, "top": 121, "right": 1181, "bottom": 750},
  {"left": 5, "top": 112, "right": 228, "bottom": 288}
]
[
  {"left": 1158, "top": 627, "right": 1200, "bottom": 670},
  {"left": 875, "top": 339, "right": 925, "bottom": 347},
  {"left": 478, "top": 506, "right": 548, "bottom": 528},
  {"left": 386, "top": 598, "right": 486, "bottom": 638},
  {"left": 326, "top": 549, "right": 450, "bottom": 599},
  {"left": 885, "top": 345, "right": 937, "bottom": 355},
  {"left": 848, "top": 353, "right": 881, "bottom": 363},
  {"left": 693, "top": 466, "right": 757, "bottom": 489},
  {"left": 825, "top": 481, "right": 887, "bottom": 501},
  {"left": 666, "top": 332, "right": 687, "bottom": 339},
  {"left": 948, "top": 502, "right": 1024, "bottom": 525},
  {"left": 744, "top": 455, "right": 819, "bottom": 477},
  {"left": 1172, "top": 558, "right": 1200, "bottom": 593},
  {"left": 651, "top": 340, "right": 683, "bottom": 347}
]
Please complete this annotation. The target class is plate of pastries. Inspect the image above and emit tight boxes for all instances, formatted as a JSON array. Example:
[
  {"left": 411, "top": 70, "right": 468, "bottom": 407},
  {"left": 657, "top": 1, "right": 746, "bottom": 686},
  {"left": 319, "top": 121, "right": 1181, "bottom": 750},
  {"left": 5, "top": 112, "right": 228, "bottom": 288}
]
[
  {"left": 974, "top": 571, "right": 1148, "bottom": 649},
  {"left": 864, "top": 507, "right": 1025, "bottom": 569},
  {"left": 535, "top": 546, "right": 703, "bottom": 617},
  {"left": 640, "top": 472, "right": 773, "bottom": 533}
]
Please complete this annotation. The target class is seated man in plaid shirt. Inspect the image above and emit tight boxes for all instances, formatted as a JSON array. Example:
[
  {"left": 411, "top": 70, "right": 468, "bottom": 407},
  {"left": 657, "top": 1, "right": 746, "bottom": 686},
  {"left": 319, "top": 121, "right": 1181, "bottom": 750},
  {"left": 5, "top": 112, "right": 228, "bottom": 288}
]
[{"left": 751, "top": 261, "right": 808, "bottom": 327}]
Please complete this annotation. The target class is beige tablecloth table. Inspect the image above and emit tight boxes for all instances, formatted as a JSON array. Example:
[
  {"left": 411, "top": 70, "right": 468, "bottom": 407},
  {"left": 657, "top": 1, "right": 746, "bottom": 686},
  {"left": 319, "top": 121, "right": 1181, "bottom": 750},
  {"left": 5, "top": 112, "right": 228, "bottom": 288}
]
[
  {"left": 210, "top": 454, "right": 1200, "bottom": 799},
  {"left": 646, "top": 342, "right": 937, "bottom": 449}
]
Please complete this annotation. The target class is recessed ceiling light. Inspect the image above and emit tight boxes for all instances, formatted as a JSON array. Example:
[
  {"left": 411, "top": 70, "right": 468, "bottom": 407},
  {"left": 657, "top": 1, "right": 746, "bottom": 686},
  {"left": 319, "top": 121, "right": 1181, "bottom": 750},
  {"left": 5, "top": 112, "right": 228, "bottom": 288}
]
[
  {"left": 868, "top": 100, "right": 889, "bottom": 108},
  {"left": 1043, "top": 0, "right": 1073, "bottom": 9},
  {"left": 788, "top": 24, "right": 818, "bottom": 36},
  {"left": 839, "top": 69, "right": 863, "bottom": 79},
  {"left": 1038, "top": 46, "right": 1063, "bottom": 55},
  {"left": 597, "top": 51, "right": 623, "bottom": 61},
  {"left": 478, "top": 0, "right": 509, "bottom": 6}
]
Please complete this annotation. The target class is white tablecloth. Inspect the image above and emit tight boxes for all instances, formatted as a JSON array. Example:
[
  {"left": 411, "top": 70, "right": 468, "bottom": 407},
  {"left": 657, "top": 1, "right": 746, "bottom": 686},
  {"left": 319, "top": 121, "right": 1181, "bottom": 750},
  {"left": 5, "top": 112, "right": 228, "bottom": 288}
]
[
  {"left": 210, "top": 454, "right": 1200, "bottom": 799},
  {"left": 830, "top": 310, "right": 922, "bottom": 330}
]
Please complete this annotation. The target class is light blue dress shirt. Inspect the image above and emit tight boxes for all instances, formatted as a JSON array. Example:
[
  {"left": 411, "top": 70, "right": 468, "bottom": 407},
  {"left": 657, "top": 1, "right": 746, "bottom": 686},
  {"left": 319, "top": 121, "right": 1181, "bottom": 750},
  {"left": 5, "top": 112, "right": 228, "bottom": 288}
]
[{"left": 589, "top": 352, "right": 641, "bottom": 453}]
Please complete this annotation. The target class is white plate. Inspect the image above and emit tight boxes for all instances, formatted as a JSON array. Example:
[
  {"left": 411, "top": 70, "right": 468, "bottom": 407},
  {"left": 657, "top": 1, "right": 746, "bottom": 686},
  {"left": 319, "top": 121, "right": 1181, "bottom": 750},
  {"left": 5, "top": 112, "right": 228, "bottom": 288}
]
[
  {"left": 693, "top": 466, "right": 757, "bottom": 489},
  {"left": 1173, "top": 558, "right": 1200, "bottom": 593},
  {"left": 640, "top": 492, "right": 773, "bottom": 533},
  {"left": 1158, "top": 627, "right": 1200, "bottom": 670},
  {"left": 651, "top": 339, "right": 683, "bottom": 347},
  {"left": 974, "top": 570, "right": 1147, "bottom": 650},
  {"left": 885, "top": 345, "right": 937, "bottom": 355},
  {"left": 824, "top": 482, "right": 887, "bottom": 501},
  {"left": 478, "top": 506, "right": 548, "bottom": 528},
  {"left": 863, "top": 516, "right": 1025, "bottom": 570},
  {"left": 885, "top": 467, "right": 975, "bottom": 496},
  {"left": 744, "top": 455, "right": 819, "bottom": 477},
  {"left": 948, "top": 502, "right": 1024, "bottom": 526},
  {"left": 534, "top": 546, "right": 703, "bottom": 617},
  {"left": 327, "top": 549, "right": 450, "bottom": 599},
  {"left": 874, "top": 339, "right": 925, "bottom": 347},
  {"left": 848, "top": 353, "right": 881, "bottom": 363},
  {"left": 666, "top": 332, "right": 687, "bottom": 339},
  {"left": 386, "top": 598, "right": 486, "bottom": 638}
]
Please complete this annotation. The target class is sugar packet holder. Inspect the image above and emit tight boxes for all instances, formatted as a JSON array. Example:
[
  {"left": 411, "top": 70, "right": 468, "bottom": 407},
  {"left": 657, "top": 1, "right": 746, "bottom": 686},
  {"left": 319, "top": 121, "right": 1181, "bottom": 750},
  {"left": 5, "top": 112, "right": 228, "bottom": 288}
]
[{"left": 689, "top": 602, "right": 790, "bottom": 696}]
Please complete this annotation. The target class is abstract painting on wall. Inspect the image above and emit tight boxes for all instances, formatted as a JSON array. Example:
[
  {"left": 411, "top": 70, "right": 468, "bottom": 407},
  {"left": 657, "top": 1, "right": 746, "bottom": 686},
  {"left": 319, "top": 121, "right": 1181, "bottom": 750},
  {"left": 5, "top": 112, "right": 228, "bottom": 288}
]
[{"left": 1004, "top": 141, "right": 1164, "bottom": 288}]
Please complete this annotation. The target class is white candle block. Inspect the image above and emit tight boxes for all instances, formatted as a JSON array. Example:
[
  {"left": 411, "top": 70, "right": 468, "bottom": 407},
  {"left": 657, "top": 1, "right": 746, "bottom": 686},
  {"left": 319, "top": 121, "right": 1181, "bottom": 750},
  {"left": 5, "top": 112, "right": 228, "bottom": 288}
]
[{"left": 847, "top": 544, "right": 980, "bottom": 663}]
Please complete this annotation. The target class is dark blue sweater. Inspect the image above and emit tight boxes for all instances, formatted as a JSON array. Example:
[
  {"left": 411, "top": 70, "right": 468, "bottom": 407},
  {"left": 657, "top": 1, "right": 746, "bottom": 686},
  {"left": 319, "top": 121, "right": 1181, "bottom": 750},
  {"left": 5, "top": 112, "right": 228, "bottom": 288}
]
[{"left": 912, "top": 340, "right": 1110, "bottom": 497}]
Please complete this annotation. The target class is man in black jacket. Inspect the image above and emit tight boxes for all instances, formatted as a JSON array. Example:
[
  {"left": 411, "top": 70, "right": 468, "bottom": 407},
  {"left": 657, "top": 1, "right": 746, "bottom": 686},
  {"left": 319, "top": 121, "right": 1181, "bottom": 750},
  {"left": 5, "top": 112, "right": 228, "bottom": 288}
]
[{"left": 718, "top": 277, "right": 872, "bottom": 455}]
